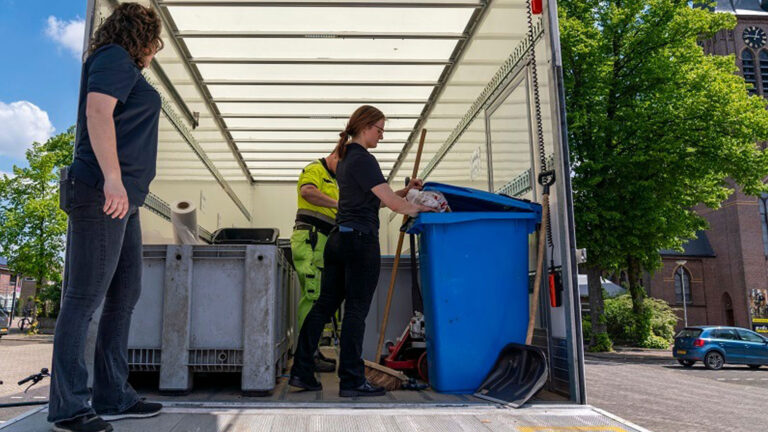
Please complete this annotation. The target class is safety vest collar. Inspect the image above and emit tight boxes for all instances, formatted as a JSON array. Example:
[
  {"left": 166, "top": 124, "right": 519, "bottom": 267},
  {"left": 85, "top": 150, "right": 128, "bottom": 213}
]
[{"left": 320, "top": 158, "right": 336, "bottom": 179}]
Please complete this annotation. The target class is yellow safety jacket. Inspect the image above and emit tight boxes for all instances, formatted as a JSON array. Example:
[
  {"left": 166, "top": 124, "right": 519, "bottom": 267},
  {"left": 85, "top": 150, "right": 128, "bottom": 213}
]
[{"left": 295, "top": 158, "right": 338, "bottom": 229}]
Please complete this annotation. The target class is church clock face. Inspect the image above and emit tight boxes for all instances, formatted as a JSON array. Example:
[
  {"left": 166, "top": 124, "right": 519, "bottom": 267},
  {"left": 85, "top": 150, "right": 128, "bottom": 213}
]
[{"left": 743, "top": 26, "right": 767, "bottom": 49}]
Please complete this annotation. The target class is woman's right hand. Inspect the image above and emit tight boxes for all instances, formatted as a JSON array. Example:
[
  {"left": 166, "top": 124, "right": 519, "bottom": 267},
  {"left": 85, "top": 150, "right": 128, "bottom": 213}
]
[
  {"left": 372, "top": 183, "right": 438, "bottom": 218},
  {"left": 406, "top": 203, "right": 437, "bottom": 218},
  {"left": 103, "top": 177, "right": 129, "bottom": 219}
]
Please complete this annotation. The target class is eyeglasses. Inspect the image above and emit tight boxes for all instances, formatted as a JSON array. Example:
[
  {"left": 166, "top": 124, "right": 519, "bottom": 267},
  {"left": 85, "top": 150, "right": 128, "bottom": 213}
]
[
  {"left": 372, "top": 125, "right": 385, "bottom": 134},
  {"left": 153, "top": 39, "right": 164, "bottom": 53}
]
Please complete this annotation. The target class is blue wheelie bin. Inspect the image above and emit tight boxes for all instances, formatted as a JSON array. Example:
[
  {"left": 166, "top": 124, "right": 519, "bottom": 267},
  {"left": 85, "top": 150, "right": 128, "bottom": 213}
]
[{"left": 405, "top": 183, "right": 542, "bottom": 393}]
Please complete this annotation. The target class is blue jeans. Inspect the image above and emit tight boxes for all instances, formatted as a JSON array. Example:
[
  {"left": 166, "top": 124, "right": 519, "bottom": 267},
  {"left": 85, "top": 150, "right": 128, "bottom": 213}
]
[
  {"left": 48, "top": 178, "right": 142, "bottom": 423},
  {"left": 291, "top": 228, "right": 381, "bottom": 389}
]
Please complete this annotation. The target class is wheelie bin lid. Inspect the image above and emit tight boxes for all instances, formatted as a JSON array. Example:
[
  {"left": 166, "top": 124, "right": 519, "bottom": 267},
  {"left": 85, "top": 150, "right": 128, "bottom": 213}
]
[
  {"left": 404, "top": 183, "right": 542, "bottom": 235},
  {"left": 422, "top": 182, "right": 542, "bottom": 216}
]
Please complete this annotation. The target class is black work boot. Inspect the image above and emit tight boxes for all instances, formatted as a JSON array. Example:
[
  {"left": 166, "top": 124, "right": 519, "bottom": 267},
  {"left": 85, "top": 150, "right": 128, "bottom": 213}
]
[
  {"left": 316, "top": 350, "right": 337, "bottom": 366},
  {"left": 339, "top": 380, "right": 386, "bottom": 397},
  {"left": 289, "top": 375, "right": 323, "bottom": 391},
  {"left": 314, "top": 356, "right": 336, "bottom": 373}
]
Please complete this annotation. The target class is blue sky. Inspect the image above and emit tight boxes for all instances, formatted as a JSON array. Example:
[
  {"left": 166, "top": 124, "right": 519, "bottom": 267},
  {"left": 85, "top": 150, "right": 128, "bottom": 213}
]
[{"left": 0, "top": 0, "right": 87, "bottom": 176}]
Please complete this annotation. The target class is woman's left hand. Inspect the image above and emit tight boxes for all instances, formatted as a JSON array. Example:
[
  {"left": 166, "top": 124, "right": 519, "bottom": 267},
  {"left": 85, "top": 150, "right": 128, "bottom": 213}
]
[{"left": 407, "top": 178, "right": 424, "bottom": 191}]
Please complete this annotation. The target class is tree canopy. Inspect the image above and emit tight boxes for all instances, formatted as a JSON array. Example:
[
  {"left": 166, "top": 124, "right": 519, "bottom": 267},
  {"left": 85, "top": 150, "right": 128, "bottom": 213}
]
[
  {"left": 0, "top": 127, "right": 74, "bottom": 316},
  {"left": 559, "top": 0, "right": 768, "bottom": 346}
]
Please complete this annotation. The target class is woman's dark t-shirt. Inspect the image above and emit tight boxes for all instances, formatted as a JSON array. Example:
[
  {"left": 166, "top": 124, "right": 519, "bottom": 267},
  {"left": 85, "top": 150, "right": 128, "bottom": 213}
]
[
  {"left": 70, "top": 44, "right": 161, "bottom": 206},
  {"left": 335, "top": 143, "right": 387, "bottom": 235}
]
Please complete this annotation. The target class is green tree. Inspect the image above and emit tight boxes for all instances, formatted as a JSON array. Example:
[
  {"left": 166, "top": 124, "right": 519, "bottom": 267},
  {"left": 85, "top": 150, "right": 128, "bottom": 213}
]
[
  {"left": 559, "top": 0, "right": 768, "bottom": 346},
  {"left": 0, "top": 127, "right": 75, "bottom": 318}
]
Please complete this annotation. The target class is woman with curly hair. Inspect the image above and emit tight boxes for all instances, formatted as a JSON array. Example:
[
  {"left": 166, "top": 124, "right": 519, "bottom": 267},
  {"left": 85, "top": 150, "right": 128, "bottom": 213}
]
[{"left": 49, "top": 3, "right": 164, "bottom": 431}]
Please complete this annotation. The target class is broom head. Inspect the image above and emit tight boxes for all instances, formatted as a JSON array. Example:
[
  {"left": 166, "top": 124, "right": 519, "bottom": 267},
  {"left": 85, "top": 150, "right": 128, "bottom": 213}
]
[{"left": 364, "top": 360, "right": 407, "bottom": 391}]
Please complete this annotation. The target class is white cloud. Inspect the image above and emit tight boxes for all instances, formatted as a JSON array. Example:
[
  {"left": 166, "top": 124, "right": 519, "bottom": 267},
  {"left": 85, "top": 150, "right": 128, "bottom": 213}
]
[
  {"left": 45, "top": 16, "right": 85, "bottom": 58},
  {"left": 0, "top": 170, "right": 15, "bottom": 180},
  {"left": 0, "top": 101, "right": 55, "bottom": 159}
]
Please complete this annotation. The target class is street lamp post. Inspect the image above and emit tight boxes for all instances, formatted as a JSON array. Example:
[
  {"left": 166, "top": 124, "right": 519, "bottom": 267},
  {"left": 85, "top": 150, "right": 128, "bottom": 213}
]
[{"left": 676, "top": 260, "right": 688, "bottom": 327}]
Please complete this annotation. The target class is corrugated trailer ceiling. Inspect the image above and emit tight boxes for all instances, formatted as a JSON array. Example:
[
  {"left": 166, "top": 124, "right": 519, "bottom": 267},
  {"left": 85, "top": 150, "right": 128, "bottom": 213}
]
[{"left": 139, "top": 0, "right": 493, "bottom": 183}]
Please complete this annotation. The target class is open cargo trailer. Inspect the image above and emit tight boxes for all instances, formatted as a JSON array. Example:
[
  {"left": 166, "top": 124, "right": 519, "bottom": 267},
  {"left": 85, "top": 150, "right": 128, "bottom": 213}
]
[{"left": 2, "top": 0, "right": 652, "bottom": 430}]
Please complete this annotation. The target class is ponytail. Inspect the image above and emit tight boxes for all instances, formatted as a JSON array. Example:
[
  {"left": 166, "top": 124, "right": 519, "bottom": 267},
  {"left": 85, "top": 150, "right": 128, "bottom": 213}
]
[
  {"left": 334, "top": 105, "right": 386, "bottom": 160},
  {"left": 335, "top": 129, "right": 351, "bottom": 160}
]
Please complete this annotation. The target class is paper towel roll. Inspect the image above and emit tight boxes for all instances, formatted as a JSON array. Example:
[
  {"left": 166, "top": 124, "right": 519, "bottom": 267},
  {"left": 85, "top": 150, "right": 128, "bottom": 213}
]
[{"left": 171, "top": 200, "right": 199, "bottom": 245}]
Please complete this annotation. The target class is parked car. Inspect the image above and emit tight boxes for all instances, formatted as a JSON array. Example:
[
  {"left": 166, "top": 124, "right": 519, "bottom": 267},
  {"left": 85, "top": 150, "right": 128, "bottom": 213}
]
[
  {"left": 0, "top": 308, "right": 8, "bottom": 338},
  {"left": 673, "top": 326, "right": 768, "bottom": 370}
]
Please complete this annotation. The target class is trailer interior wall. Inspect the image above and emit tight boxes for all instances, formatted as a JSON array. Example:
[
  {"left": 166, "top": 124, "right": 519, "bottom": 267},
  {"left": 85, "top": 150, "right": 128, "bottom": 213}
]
[
  {"left": 142, "top": 180, "right": 254, "bottom": 242},
  {"left": 385, "top": 0, "right": 584, "bottom": 401},
  {"left": 249, "top": 183, "right": 302, "bottom": 238},
  {"left": 87, "top": 0, "right": 257, "bottom": 243}
]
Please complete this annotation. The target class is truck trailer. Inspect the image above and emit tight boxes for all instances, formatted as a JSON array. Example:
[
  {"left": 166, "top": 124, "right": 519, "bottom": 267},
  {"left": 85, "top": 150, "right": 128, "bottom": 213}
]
[{"left": 2, "top": 0, "right": 651, "bottom": 430}]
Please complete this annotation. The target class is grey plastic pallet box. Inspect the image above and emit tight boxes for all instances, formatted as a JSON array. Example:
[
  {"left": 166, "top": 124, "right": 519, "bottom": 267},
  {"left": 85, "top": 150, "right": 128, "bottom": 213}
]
[{"left": 86, "top": 244, "right": 298, "bottom": 395}]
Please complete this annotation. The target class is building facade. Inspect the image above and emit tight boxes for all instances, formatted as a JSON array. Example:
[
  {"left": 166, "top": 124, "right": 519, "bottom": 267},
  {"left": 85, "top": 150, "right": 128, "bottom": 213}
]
[{"left": 0, "top": 257, "right": 22, "bottom": 313}]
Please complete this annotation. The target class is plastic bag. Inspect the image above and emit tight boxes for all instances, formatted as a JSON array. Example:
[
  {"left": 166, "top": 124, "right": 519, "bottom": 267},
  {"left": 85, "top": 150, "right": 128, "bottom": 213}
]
[{"left": 406, "top": 189, "right": 451, "bottom": 212}]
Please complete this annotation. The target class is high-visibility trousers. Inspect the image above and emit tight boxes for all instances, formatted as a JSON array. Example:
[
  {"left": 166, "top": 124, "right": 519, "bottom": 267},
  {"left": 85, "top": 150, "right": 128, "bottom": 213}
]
[{"left": 290, "top": 227, "right": 328, "bottom": 331}]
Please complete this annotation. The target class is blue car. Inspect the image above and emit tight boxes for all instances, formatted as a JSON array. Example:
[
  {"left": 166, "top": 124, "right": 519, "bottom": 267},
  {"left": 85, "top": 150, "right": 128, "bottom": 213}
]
[
  {"left": 0, "top": 309, "right": 7, "bottom": 338},
  {"left": 673, "top": 326, "right": 768, "bottom": 370}
]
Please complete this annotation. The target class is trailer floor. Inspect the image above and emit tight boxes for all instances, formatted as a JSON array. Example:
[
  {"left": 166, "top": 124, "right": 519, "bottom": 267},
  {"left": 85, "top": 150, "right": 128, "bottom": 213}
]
[
  {"left": 2, "top": 403, "right": 650, "bottom": 432},
  {"left": 0, "top": 353, "right": 648, "bottom": 431},
  {"left": 0, "top": 374, "right": 648, "bottom": 432}
]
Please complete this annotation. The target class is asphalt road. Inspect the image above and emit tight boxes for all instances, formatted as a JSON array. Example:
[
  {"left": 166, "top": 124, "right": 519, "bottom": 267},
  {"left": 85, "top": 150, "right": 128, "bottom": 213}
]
[
  {"left": 0, "top": 337, "right": 53, "bottom": 425},
  {"left": 585, "top": 352, "right": 768, "bottom": 432}
]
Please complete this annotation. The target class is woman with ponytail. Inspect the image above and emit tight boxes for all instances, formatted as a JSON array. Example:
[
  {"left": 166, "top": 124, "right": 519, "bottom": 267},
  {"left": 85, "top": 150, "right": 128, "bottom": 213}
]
[{"left": 289, "top": 105, "right": 433, "bottom": 397}]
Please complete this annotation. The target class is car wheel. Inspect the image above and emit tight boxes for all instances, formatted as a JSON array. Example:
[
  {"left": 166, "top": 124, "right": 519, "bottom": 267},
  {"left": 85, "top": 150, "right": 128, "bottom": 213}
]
[
  {"left": 704, "top": 351, "right": 724, "bottom": 370},
  {"left": 677, "top": 359, "right": 695, "bottom": 368},
  {"left": 748, "top": 364, "right": 761, "bottom": 370}
]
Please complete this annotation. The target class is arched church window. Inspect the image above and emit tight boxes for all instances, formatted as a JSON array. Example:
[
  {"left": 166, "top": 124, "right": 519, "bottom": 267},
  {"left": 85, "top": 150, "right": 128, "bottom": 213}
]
[{"left": 742, "top": 49, "right": 758, "bottom": 95}]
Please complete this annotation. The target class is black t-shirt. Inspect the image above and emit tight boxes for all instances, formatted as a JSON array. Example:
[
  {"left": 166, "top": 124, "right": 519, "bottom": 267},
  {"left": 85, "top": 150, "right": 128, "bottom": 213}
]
[
  {"left": 335, "top": 143, "right": 387, "bottom": 235},
  {"left": 70, "top": 44, "right": 161, "bottom": 206}
]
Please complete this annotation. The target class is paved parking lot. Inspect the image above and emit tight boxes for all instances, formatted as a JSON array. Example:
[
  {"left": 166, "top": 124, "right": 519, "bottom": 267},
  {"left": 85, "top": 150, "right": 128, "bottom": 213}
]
[
  {"left": 0, "top": 337, "right": 53, "bottom": 425},
  {"left": 586, "top": 350, "right": 768, "bottom": 432}
]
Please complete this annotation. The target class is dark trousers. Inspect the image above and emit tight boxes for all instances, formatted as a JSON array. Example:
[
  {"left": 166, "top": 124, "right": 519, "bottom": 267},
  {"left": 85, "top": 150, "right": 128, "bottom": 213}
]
[
  {"left": 48, "top": 179, "right": 142, "bottom": 423},
  {"left": 291, "top": 229, "right": 381, "bottom": 389}
]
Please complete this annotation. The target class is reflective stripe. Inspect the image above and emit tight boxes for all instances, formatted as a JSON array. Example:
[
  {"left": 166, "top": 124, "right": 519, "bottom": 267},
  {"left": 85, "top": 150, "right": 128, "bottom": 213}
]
[{"left": 296, "top": 208, "right": 336, "bottom": 226}]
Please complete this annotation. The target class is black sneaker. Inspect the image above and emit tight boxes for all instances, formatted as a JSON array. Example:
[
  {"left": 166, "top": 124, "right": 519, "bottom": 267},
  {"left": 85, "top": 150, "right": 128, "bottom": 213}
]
[
  {"left": 339, "top": 380, "right": 386, "bottom": 398},
  {"left": 99, "top": 400, "right": 162, "bottom": 421},
  {"left": 288, "top": 375, "right": 322, "bottom": 391},
  {"left": 52, "top": 414, "right": 113, "bottom": 432}
]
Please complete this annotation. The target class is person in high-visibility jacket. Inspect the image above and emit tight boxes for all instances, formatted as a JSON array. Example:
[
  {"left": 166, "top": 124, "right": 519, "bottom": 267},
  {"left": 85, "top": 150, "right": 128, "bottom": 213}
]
[{"left": 291, "top": 150, "right": 339, "bottom": 372}]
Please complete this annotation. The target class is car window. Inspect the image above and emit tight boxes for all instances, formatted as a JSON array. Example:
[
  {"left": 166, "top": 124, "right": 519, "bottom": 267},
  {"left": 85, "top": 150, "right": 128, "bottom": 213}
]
[
  {"left": 676, "top": 329, "right": 702, "bottom": 338},
  {"left": 710, "top": 329, "right": 740, "bottom": 340},
  {"left": 737, "top": 329, "right": 766, "bottom": 343}
]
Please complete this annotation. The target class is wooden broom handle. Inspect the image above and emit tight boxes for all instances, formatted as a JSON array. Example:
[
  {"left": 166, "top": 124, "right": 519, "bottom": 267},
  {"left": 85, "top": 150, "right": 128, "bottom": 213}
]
[
  {"left": 527, "top": 192, "right": 550, "bottom": 345},
  {"left": 375, "top": 129, "right": 427, "bottom": 362}
]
